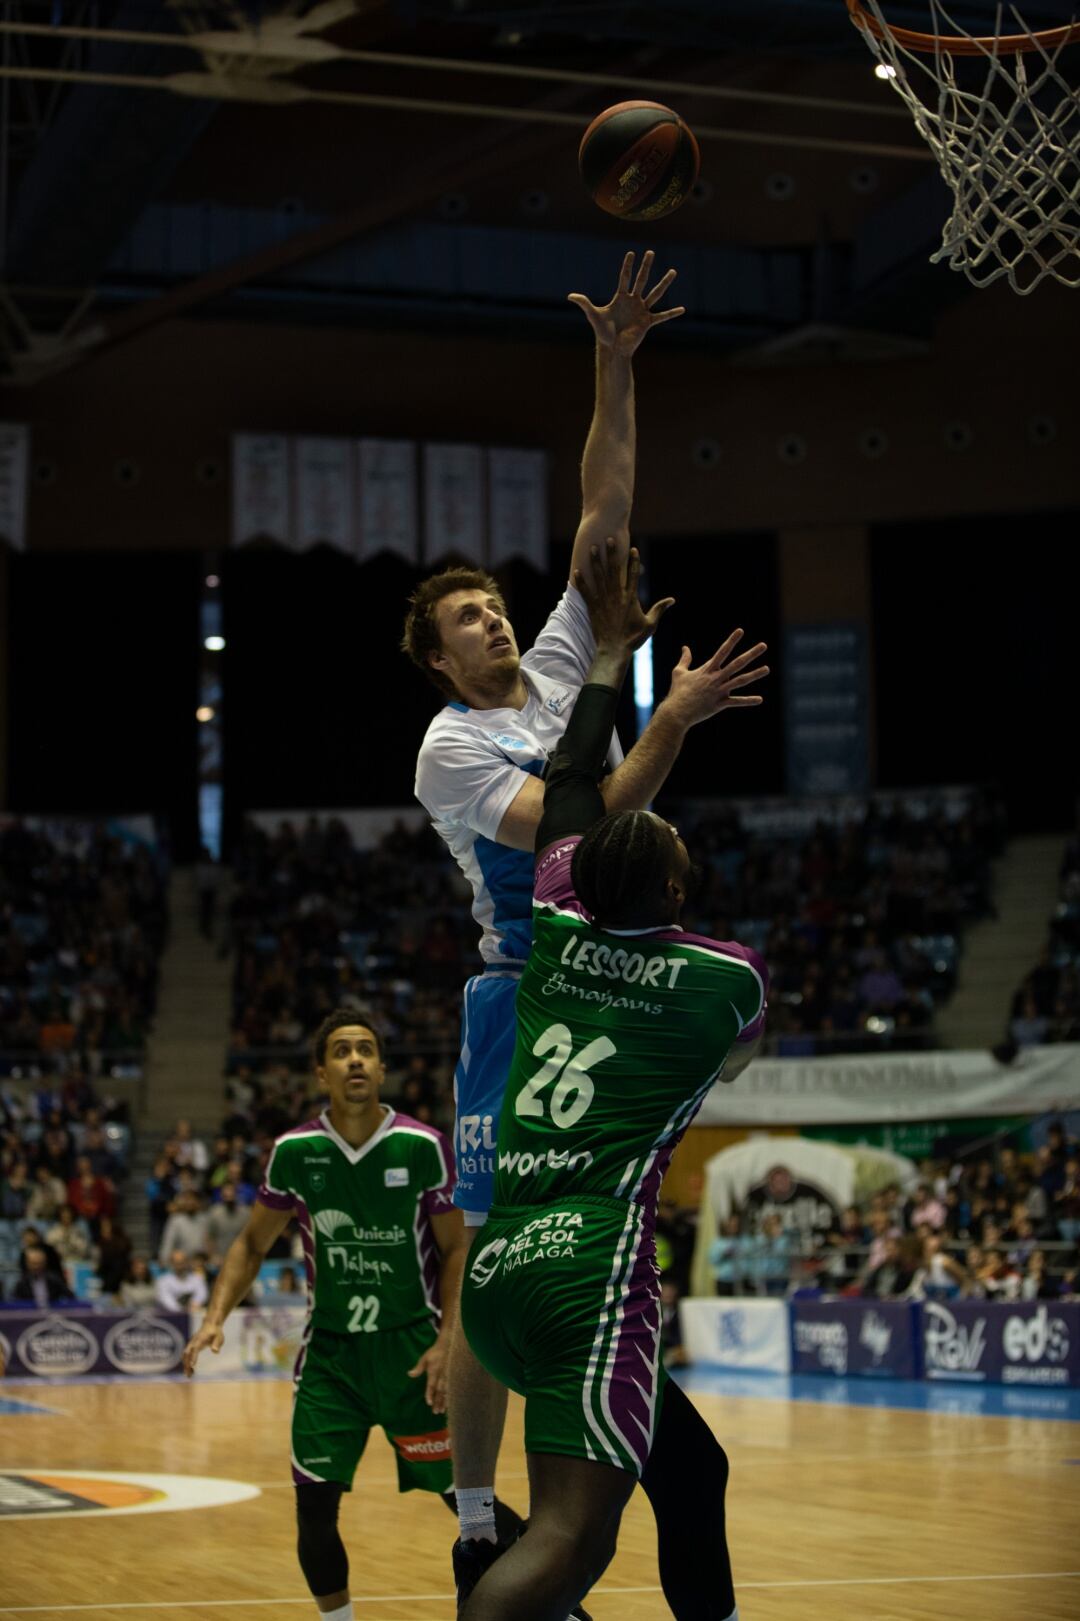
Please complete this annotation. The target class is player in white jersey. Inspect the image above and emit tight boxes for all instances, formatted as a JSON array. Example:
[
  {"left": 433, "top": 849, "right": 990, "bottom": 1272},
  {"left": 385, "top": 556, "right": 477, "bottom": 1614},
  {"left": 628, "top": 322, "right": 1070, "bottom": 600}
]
[{"left": 403, "top": 253, "right": 765, "bottom": 1601}]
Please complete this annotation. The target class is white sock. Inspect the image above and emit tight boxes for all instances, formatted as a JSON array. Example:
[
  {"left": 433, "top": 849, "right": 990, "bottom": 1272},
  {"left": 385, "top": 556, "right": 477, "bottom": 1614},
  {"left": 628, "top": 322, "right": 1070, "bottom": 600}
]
[
  {"left": 457, "top": 1484, "right": 498, "bottom": 1544},
  {"left": 316, "top": 1603, "right": 352, "bottom": 1621}
]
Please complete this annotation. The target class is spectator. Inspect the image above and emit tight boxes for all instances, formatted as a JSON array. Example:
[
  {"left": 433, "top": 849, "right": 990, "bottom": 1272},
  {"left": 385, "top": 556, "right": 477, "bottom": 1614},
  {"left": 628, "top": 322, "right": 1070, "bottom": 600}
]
[
  {"left": 14, "top": 1245, "right": 74, "bottom": 1307},
  {"left": 708, "top": 1213, "right": 746, "bottom": 1297},
  {"left": 19, "top": 1224, "right": 63, "bottom": 1278},
  {"left": 116, "top": 1255, "right": 156, "bottom": 1309},
  {"left": 45, "top": 1204, "right": 94, "bottom": 1266},
  {"left": 158, "top": 1190, "right": 210, "bottom": 1266},
  {"left": 978, "top": 1248, "right": 1022, "bottom": 1301},
  {"left": 145, "top": 1156, "right": 176, "bottom": 1250},
  {"left": 1021, "top": 1250, "right": 1059, "bottom": 1300},
  {"left": 915, "top": 1232, "right": 968, "bottom": 1299},
  {"left": 823, "top": 1205, "right": 866, "bottom": 1287},
  {"left": 748, "top": 1213, "right": 793, "bottom": 1297},
  {"left": 154, "top": 1248, "right": 209, "bottom": 1314},
  {"left": 0, "top": 1160, "right": 32, "bottom": 1221},
  {"left": 26, "top": 1165, "right": 68, "bottom": 1225},
  {"left": 908, "top": 1182, "right": 947, "bottom": 1231},
  {"left": 1010, "top": 993, "right": 1049, "bottom": 1050},
  {"left": 1055, "top": 1156, "right": 1080, "bottom": 1244},
  {"left": 80, "top": 1125, "right": 120, "bottom": 1182},
  {"left": 205, "top": 1183, "right": 247, "bottom": 1262},
  {"left": 66, "top": 1155, "right": 115, "bottom": 1232},
  {"left": 864, "top": 1208, "right": 899, "bottom": 1274},
  {"left": 171, "top": 1119, "right": 209, "bottom": 1176},
  {"left": 95, "top": 1215, "right": 134, "bottom": 1296},
  {"left": 862, "top": 1235, "right": 922, "bottom": 1300}
]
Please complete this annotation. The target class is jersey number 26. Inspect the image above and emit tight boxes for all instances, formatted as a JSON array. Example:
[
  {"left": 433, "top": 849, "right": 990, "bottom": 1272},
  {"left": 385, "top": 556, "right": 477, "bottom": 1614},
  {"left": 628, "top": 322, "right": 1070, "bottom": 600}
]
[{"left": 514, "top": 1022, "right": 616, "bottom": 1130}]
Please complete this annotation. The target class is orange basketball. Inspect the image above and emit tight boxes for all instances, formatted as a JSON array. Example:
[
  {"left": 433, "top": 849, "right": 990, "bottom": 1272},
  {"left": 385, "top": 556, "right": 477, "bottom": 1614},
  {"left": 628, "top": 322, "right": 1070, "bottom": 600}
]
[{"left": 579, "top": 101, "right": 700, "bottom": 222}]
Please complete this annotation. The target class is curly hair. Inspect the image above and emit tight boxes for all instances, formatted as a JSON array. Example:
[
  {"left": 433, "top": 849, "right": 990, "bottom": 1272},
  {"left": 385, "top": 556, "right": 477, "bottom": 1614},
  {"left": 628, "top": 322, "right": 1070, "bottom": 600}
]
[
  {"left": 312, "top": 1008, "right": 383, "bottom": 1069},
  {"left": 401, "top": 566, "right": 507, "bottom": 698},
  {"left": 571, "top": 810, "right": 680, "bottom": 929}
]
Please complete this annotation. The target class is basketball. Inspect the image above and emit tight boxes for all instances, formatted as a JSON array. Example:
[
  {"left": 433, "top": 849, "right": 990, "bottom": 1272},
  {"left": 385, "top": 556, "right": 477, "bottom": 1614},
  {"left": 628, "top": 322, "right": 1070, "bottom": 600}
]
[{"left": 579, "top": 101, "right": 700, "bottom": 222}]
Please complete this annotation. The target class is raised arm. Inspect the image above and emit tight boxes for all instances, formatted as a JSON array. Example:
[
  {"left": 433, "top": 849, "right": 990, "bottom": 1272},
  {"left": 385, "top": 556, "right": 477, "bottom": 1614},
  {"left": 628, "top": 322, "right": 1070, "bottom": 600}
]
[
  {"left": 496, "top": 556, "right": 769, "bottom": 854},
  {"left": 536, "top": 544, "right": 670, "bottom": 857},
  {"left": 567, "top": 251, "right": 684, "bottom": 583}
]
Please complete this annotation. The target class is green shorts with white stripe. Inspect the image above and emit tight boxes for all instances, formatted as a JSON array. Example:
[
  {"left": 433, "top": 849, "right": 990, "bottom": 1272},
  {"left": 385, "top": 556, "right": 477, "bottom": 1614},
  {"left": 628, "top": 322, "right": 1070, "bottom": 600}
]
[{"left": 460, "top": 1195, "right": 667, "bottom": 1476}]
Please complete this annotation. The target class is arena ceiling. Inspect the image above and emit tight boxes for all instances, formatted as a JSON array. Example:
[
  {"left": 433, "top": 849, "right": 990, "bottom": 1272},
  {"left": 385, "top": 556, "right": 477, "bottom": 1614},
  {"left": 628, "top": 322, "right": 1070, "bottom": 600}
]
[{"left": 0, "top": 0, "right": 1075, "bottom": 381}]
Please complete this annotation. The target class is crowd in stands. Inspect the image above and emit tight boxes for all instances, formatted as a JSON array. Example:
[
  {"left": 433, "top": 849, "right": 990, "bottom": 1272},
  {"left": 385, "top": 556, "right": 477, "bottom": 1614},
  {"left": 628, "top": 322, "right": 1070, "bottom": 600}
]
[
  {"left": 226, "top": 793, "right": 1005, "bottom": 1095},
  {"left": 675, "top": 789, "right": 1005, "bottom": 1055},
  {"left": 0, "top": 1072, "right": 138, "bottom": 1304},
  {"left": 224, "top": 815, "right": 465, "bottom": 1132},
  {"left": 699, "top": 1122, "right": 1079, "bottom": 1310},
  {"left": 1007, "top": 828, "right": 1080, "bottom": 1049},
  {"left": 0, "top": 819, "right": 168, "bottom": 1076}
]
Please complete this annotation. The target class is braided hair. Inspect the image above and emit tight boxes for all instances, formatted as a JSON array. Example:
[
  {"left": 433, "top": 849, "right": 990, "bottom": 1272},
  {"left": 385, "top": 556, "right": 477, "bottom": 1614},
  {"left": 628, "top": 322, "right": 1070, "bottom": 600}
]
[{"left": 571, "top": 810, "right": 680, "bottom": 929}]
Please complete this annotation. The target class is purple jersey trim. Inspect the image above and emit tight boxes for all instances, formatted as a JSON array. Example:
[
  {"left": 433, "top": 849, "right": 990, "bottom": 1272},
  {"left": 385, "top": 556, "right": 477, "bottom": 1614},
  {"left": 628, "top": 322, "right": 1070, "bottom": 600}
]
[{"left": 533, "top": 836, "right": 587, "bottom": 914}]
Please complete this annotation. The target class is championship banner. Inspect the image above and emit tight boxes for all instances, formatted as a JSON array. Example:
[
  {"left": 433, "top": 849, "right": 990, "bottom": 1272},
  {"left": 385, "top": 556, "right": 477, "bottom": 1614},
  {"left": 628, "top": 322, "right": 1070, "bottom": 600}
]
[
  {"left": 0, "top": 422, "right": 29, "bottom": 550},
  {"left": 293, "top": 437, "right": 354, "bottom": 554},
  {"left": 356, "top": 438, "right": 419, "bottom": 563},
  {"left": 0, "top": 1311, "right": 189, "bottom": 1377},
  {"left": 212, "top": 1304, "right": 309, "bottom": 1375},
  {"left": 697, "top": 1043, "right": 1080, "bottom": 1128},
  {"left": 423, "top": 442, "right": 484, "bottom": 564},
  {"left": 488, "top": 448, "right": 549, "bottom": 570},
  {"left": 231, "top": 433, "right": 290, "bottom": 545},
  {"left": 923, "top": 1299, "right": 1080, "bottom": 1387},
  {"left": 791, "top": 1299, "right": 920, "bottom": 1379},
  {"left": 690, "top": 1139, "right": 916, "bottom": 1298},
  {"left": 679, "top": 1298, "right": 791, "bottom": 1373},
  {"left": 784, "top": 623, "right": 868, "bottom": 796}
]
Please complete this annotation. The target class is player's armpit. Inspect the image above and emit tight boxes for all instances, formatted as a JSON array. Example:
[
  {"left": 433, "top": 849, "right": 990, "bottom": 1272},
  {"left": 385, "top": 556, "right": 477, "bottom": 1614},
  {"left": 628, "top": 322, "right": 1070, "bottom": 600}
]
[
  {"left": 720, "top": 1032, "right": 763, "bottom": 1085},
  {"left": 494, "top": 773, "right": 546, "bottom": 852}
]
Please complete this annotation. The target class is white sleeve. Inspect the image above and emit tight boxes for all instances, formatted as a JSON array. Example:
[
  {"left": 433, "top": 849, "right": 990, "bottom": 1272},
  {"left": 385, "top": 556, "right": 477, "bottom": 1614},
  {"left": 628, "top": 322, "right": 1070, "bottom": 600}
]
[
  {"left": 415, "top": 725, "right": 534, "bottom": 843},
  {"left": 520, "top": 585, "right": 596, "bottom": 687}
]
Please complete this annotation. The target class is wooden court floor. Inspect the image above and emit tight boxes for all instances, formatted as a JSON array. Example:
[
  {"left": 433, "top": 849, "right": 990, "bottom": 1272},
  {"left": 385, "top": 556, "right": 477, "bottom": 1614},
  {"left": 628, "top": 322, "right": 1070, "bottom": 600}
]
[{"left": 2, "top": 1376, "right": 1079, "bottom": 1620}]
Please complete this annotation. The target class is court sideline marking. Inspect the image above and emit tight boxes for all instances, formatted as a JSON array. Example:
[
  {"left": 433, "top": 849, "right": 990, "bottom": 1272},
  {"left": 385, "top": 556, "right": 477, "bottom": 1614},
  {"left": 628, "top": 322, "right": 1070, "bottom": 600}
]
[{"left": 2, "top": 1570, "right": 1080, "bottom": 1611}]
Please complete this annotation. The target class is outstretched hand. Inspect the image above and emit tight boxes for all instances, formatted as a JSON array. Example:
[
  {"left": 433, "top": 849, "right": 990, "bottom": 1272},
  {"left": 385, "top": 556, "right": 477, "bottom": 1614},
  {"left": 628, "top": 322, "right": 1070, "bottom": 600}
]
[
  {"left": 664, "top": 631, "right": 770, "bottom": 728},
  {"left": 568, "top": 250, "right": 685, "bottom": 356},
  {"left": 573, "top": 537, "right": 675, "bottom": 656}
]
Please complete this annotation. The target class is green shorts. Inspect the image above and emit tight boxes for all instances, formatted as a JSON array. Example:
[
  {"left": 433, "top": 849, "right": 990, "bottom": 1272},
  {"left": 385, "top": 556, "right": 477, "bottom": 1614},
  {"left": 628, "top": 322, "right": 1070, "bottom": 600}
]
[
  {"left": 291, "top": 1317, "right": 453, "bottom": 1494},
  {"left": 460, "top": 1196, "right": 667, "bottom": 1477}
]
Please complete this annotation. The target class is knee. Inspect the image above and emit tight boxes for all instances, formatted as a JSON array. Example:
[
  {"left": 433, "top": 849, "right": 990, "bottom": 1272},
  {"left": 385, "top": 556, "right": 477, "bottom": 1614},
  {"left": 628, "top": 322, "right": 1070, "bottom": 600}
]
[{"left": 295, "top": 1482, "right": 348, "bottom": 1597}]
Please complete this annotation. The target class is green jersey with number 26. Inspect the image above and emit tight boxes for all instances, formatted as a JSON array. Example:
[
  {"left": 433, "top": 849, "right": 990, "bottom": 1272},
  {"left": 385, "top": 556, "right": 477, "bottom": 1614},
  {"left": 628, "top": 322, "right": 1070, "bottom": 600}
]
[
  {"left": 492, "top": 837, "right": 767, "bottom": 1218},
  {"left": 257, "top": 1106, "right": 456, "bottom": 1338}
]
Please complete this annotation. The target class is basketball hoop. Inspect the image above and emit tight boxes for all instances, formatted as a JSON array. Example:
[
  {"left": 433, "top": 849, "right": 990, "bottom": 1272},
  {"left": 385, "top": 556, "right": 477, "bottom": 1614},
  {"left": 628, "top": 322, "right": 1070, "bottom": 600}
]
[{"left": 845, "top": 2, "right": 1080, "bottom": 293}]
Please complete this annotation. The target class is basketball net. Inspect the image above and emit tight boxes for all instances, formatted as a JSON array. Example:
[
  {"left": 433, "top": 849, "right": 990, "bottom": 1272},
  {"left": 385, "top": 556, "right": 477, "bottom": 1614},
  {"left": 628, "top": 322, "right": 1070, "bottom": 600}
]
[{"left": 847, "top": 2, "right": 1080, "bottom": 293}]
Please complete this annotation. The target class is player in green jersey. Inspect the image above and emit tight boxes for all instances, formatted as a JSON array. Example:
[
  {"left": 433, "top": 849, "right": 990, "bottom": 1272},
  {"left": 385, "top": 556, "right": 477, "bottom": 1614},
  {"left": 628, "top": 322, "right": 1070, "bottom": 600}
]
[
  {"left": 183, "top": 1010, "right": 475, "bottom": 1621},
  {"left": 460, "top": 541, "right": 769, "bottom": 1621}
]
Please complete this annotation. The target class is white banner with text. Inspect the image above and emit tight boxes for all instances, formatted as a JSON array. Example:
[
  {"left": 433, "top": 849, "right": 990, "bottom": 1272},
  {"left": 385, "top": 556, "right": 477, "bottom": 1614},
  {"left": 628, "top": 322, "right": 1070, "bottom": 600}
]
[
  {"left": 679, "top": 1298, "right": 791, "bottom": 1374},
  {"left": 698, "top": 1044, "right": 1080, "bottom": 1127}
]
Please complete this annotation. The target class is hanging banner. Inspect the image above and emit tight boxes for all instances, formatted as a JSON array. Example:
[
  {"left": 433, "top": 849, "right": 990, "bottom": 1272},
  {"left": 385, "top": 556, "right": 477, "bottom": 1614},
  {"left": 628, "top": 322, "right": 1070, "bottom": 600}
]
[
  {"left": 357, "top": 438, "right": 419, "bottom": 563},
  {"left": 231, "top": 433, "right": 290, "bottom": 545},
  {"left": 0, "top": 422, "right": 29, "bottom": 550},
  {"left": 697, "top": 1043, "right": 1080, "bottom": 1128},
  {"left": 792, "top": 1299, "right": 920, "bottom": 1379},
  {"left": 423, "top": 443, "right": 484, "bottom": 565},
  {"left": 784, "top": 623, "right": 869, "bottom": 795},
  {"left": 293, "top": 437, "right": 354, "bottom": 554},
  {"left": 488, "top": 447, "right": 549, "bottom": 570}
]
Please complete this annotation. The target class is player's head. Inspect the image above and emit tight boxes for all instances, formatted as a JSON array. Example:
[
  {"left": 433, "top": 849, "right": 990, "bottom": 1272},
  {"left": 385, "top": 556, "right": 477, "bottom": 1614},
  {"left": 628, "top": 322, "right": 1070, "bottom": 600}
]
[
  {"left": 571, "top": 809, "right": 692, "bottom": 930},
  {"left": 312, "top": 1008, "right": 385, "bottom": 1112},
  {"left": 401, "top": 566, "right": 518, "bottom": 702}
]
